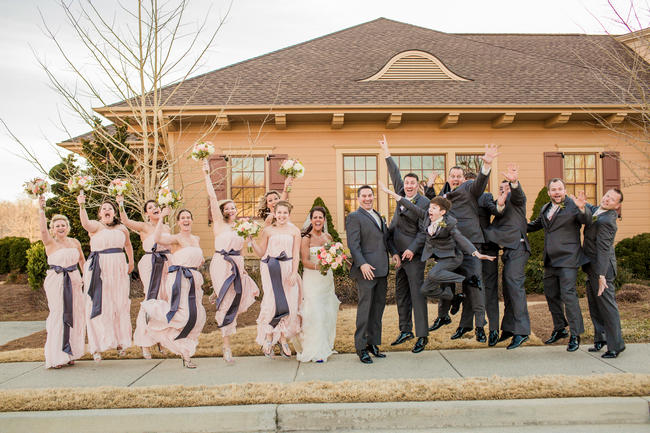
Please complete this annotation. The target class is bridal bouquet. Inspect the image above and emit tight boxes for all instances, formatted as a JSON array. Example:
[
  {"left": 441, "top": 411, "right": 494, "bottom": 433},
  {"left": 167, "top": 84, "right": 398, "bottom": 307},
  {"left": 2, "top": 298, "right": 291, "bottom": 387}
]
[
  {"left": 23, "top": 178, "right": 50, "bottom": 198},
  {"left": 234, "top": 218, "right": 262, "bottom": 253},
  {"left": 190, "top": 141, "right": 215, "bottom": 161},
  {"left": 316, "top": 241, "right": 349, "bottom": 276},
  {"left": 157, "top": 187, "right": 182, "bottom": 209},
  {"left": 107, "top": 178, "right": 133, "bottom": 197},
  {"left": 279, "top": 159, "right": 305, "bottom": 192},
  {"left": 67, "top": 175, "right": 93, "bottom": 193}
]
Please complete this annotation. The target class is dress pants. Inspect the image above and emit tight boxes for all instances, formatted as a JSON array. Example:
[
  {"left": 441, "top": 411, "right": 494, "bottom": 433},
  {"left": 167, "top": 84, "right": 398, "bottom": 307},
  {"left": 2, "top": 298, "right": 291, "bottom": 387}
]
[
  {"left": 455, "top": 246, "right": 487, "bottom": 328},
  {"left": 584, "top": 263, "right": 625, "bottom": 353},
  {"left": 395, "top": 258, "right": 428, "bottom": 337},
  {"left": 481, "top": 242, "right": 500, "bottom": 333},
  {"left": 500, "top": 242, "right": 531, "bottom": 335},
  {"left": 354, "top": 276, "right": 387, "bottom": 352},
  {"left": 543, "top": 266, "right": 584, "bottom": 335},
  {"left": 421, "top": 251, "right": 465, "bottom": 299}
]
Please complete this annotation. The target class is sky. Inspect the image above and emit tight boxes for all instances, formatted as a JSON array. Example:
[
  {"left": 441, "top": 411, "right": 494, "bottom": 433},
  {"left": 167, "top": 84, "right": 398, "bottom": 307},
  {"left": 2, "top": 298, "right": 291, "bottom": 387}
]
[{"left": 0, "top": 0, "right": 646, "bottom": 201}]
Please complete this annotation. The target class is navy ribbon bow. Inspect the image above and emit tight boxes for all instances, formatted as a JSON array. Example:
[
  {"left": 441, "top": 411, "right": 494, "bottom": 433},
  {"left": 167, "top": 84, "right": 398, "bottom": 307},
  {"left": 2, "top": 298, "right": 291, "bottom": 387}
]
[
  {"left": 144, "top": 243, "right": 170, "bottom": 300},
  {"left": 215, "top": 249, "right": 243, "bottom": 328},
  {"left": 49, "top": 264, "right": 78, "bottom": 355},
  {"left": 167, "top": 265, "right": 198, "bottom": 340},
  {"left": 86, "top": 248, "right": 124, "bottom": 319},
  {"left": 261, "top": 251, "right": 292, "bottom": 327}
]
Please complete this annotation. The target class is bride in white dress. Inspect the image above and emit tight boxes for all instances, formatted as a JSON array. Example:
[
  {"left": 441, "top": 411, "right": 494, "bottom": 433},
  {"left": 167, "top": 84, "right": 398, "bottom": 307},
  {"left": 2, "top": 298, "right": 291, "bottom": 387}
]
[{"left": 297, "top": 206, "right": 340, "bottom": 363}]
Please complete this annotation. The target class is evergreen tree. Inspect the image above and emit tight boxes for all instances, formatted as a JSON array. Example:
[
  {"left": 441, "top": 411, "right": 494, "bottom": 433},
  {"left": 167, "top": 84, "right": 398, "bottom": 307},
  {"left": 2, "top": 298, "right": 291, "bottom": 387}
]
[
  {"left": 524, "top": 186, "right": 548, "bottom": 293},
  {"left": 309, "top": 197, "right": 342, "bottom": 242}
]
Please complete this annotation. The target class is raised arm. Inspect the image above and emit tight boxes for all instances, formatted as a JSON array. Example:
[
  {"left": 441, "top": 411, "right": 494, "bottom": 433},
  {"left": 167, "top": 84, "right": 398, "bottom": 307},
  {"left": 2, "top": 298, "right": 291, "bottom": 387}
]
[
  {"left": 502, "top": 163, "right": 525, "bottom": 207},
  {"left": 380, "top": 135, "right": 404, "bottom": 194},
  {"left": 203, "top": 160, "right": 225, "bottom": 231},
  {"left": 280, "top": 177, "right": 293, "bottom": 201},
  {"left": 38, "top": 196, "right": 53, "bottom": 246},
  {"left": 451, "top": 227, "right": 495, "bottom": 261},
  {"left": 121, "top": 225, "right": 134, "bottom": 274},
  {"left": 527, "top": 211, "right": 544, "bottom": 233},
  {"left": 570, "top": 191, "right": 592, "bottom": 225},
  {"left": 478, "top": 192, "right": 498, "bottom": 216},
  {"left": 470, "top": 143, "right": 498, "bottom": 198},
  {"left": 288, "top": 228, "right": 301, "bottom": 285},
  {"left": 116, "top": 195, "right": 147, "bottom": 233},
  {"left": 153, "top": 207, "right": 177, "bottom": 246},
  {"left": 250, "top": 227, "right": 269, "bottom": 257},
  {"left": 77, "top": 191, "right": 101, "bottom": 234},
  {"left": 74, "top": 239, "right": 85, "bottom": 270}
]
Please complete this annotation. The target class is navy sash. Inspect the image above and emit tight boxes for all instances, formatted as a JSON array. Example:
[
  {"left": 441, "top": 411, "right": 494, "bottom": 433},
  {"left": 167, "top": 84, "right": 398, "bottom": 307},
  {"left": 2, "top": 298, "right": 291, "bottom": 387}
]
[
  {"left": 215, "top": 249, "right": 243, "bottom": 328},
  {"left": 261, "top": 251, "right": 292, "bottom": 327},
  {"left": 49, "top": 264, "right": 78, "bottom": 355},
  {"left": 144, "top": 244, "right": 169, "bottom": 300},
  {"left": 167, "top": 265, "right": 198, "bottom": 340},
  {"left": 86, "top": 248, "right": 124, "bottom": 319}
]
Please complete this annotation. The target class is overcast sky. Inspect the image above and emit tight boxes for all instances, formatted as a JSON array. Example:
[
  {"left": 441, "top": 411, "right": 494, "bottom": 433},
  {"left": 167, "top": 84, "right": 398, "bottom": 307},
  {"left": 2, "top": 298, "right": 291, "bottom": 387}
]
[{"left": 0, "top": 0, "right": 646, "bottom": 201}]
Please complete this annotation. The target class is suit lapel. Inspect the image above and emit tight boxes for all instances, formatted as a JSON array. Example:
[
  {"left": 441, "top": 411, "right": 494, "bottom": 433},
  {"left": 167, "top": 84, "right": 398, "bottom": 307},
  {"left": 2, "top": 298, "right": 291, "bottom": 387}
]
[{"left": 359, "top": 207, "right": 383, "bottom": 232}]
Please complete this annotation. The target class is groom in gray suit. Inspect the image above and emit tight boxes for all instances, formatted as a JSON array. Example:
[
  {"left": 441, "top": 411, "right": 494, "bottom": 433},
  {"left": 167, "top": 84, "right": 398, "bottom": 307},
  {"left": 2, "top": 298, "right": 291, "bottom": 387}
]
[
  {"left": 346, "top": 185, "right": 399, "bottom": 364},
  {"left": 379, "top": 136, "right": 430, "bottom": 353},
  {"left": 582, "top": 188, "right": 625, "bottom": 358}
]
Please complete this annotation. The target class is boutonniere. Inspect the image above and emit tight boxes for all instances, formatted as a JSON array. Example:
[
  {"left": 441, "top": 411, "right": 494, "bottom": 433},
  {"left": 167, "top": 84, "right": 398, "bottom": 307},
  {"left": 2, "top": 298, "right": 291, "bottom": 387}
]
[
  {"left": 439, "top": 221, "right": 447, "bottom": 228},
  {"left": 558, "top": 201, "right": 566, "bottom": 210},
  {"left": 592, "top": 215, "right": 598, "bottom": 223}
]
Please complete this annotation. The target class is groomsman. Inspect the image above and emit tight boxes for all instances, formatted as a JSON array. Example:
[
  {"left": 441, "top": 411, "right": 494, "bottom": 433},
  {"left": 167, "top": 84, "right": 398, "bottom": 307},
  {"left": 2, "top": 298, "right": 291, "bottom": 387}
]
[
  {"left": 477, "top": 188, "right": 500, "bottom": 346},
  {"left": 528, "top": 178, "right": 591, "bottom": 352},
  {"left": 379, "top": 136, "right": 431, "bottom": 353},
  {"left": 483, "top": 164, "right": 531, "bottom": 349},
  {"left": 582, "top": 188, "right": 625, "bottom": 358},
  {"left": 346, "top": 185, "right": 400, "bottom": 364},
  {"left": 426, "top": 144, "right": 498, "bottom": 343}
]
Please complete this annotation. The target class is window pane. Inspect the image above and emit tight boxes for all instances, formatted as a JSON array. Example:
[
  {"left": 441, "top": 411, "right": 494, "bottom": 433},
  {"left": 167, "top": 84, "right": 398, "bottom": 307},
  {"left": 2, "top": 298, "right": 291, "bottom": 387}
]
[
  {"left": 575, "top": 169, "right": 585, "bottom": 183},
  {"left": 585, "top": 154, "right": 596, "bottom": 168},
  {"left": 343, "top": 155, "right": 377, "bottom": 217},
  {"left": 565, "top": 155, "right": 575, "bottom": 169},
  {"left": 565, "top": 170, "right": 575, "bottom": 183},
  {"left": 356, "top": 156, "right": 366, "bottom": 170},
  {"left": 585, "top": 169, "right": 596, "bottom": 183},
  {"left": 230, "top": 156, "right": 265, "bottom": 218},
  {"left": 422, "top": 156, "right": 433, "bottom": 170},
  {"left": 366, "top": 156, "right": 376, "bottom": 170},
  {"left": 344, "top": 157, "right": 354, "bottom": 170},
  {"left": 575, "top": 155, "right": 585, "bottom": 169},
  {"left": 411, "top": 157, "right": 421, "bottom": 170}
]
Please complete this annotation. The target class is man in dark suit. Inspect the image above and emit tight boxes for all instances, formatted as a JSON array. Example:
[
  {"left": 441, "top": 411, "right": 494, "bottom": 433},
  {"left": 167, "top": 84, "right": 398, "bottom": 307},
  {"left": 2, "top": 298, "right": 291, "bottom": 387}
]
[
  {"left": 582, "top": 188, "right": 625, "bottom": 358},
  {"left": 477, "top": 188, "right": 500, "bottom": 346},
  {"left": 425, "top": 144, "right": 498, "bottom": 343},
  {"left": 346, "top": 185, "right": 400, "bottom": 364},
  {"left": 527, "top": 178, "right": 591, "bottom": 352},
  {"left": 484, "top": 164, "right": 531, "bottom": 349},
  {"left": 379, "top": 136, "right": 430, "bottom": 353}
]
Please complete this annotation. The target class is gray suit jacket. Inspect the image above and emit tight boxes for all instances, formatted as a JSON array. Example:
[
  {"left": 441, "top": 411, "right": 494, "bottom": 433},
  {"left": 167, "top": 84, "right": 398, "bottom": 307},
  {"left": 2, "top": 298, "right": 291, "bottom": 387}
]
[
  {"left": 442, "top": 171, "right": 489, "bottom": 243},
  {"left": 484, "top": 183, "right": 530, "bottom": 252},
  {"left": 582, "top": 204, "right": 618, "bottom": 277},
  {"left": 477, "top": 192, "right": 495, "bottom": 231},
  {"left": 346, "top": 207, "right": 395, "bottom": 280},
  {"left": 385, "top": 157, "right": 430, "bottom": 254},
  {"left": 527, "top": 197, "right": 592, "bottom": 268}
]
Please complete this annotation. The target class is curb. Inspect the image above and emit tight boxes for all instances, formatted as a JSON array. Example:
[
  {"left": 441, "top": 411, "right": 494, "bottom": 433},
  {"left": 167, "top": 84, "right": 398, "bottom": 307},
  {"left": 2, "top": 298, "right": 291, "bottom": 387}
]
[{"left": 0, "top": 397, "right": 648, "bottom": 432}]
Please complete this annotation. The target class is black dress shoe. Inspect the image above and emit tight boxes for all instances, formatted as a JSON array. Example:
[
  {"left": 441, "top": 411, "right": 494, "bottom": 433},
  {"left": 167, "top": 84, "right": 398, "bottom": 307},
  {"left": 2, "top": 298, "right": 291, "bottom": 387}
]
[
  {"left": 602, "top": 347, "right": 625, "bottom": 358},
  {"left": 450, "top": 292, "right": 465, "bottom": 315},
  {"left": 566, "top": 335, "right": 580, "bottom": 352},
  {"left": 440, "top": 285, "right": 454, "bottom": 301},
  {"left": 497, "top": 331, "right": 514, "bottom": 343},
  {"left": 412, "top": 337, "right": 428, "bottom": 353},
  {"left": 475, "top": 327, "right": 487, "bottom": 343},
  {"left": 450, "top": 327, "right": 472, "bottom": 340},
  {"left": 588, "top": 341, "right": 606, "bottom": 352},
  {"left": 358, "top": 350, "right": 373, "bottom": 364},
  {"left": 428, "top": 316, "right": 452, "bottom": 332},
  {"left": 544, "top": 328, "right": 569, "bottom": 345},
  {"left": 390, "top": 331, "right": 414, "bottom": 346},
  {"left": 488, "top": 330, "right": 499, "bottom": 346},
  {"left": 507, "top": 335, "right": 529, "bottom": 350},
  {"left": 367, "top": 344, "right": 386, "bottom": 358}
]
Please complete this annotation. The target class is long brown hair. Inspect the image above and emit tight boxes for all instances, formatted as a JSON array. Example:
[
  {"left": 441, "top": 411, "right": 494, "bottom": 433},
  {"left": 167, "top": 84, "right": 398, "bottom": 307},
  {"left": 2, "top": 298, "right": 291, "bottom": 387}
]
[
  {"left": 257, "top": 190, "right": 281, "bottom": 219},
  {"left": 99, "top": 201, "right": 120, "bottom": 227},
  {"left": 302, "top": 206, "right": 327, "bottom": 238}
]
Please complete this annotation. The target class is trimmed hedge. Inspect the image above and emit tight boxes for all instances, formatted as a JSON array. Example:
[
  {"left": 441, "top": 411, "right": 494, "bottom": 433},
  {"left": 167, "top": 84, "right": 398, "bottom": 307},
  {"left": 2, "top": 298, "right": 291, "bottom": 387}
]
[
  {"left": 524, "top": 186, "right": 548, "bottom": 294},
  {"left": 26, "top": 241, "right": 48, "bottom": 290},
  {"left": 0, "top": 236, "right": 31, "bottom": 274},
  {"left": 615, "top": 232, "right": 650, "bottom": 279}
]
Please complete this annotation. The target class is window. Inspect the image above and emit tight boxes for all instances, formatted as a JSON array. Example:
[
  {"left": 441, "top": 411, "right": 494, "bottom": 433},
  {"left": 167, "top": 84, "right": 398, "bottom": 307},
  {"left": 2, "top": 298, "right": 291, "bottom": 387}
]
[
  {"left": 343, "top": 155, "right": 377, "bottom": 217},
  {"left": 387, "top": 154, "right": 446, "bottom": 218},
  {"left": 455, "top": 153, "right": 489, "bottom": 191},
  {"left": 230, "top": 156, "right": 265, "bottom": 218},
  {"left": 564, "top": 153, "right": 597, "bottom": 204}
]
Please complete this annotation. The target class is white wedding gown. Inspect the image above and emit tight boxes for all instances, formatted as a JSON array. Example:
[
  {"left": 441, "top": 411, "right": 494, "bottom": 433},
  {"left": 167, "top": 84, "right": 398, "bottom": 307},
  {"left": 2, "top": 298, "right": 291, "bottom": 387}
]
[{"left": 297, "top": 246, "right": 340, "bottom": 363}]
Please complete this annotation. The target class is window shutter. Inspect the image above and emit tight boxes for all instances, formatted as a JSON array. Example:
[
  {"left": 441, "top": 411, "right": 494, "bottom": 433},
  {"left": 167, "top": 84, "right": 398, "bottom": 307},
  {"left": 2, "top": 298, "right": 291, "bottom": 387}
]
[
  {"left": 543, "top": 152, "right": 564, "bottom": 186},
  {"left": 602, "top": 151, "right": 622, "bottom": 216},
  {"left": 268, "top": 154, "right": 289, "bottom": 192},
  {"left": 207, "top": 155, "right": 228, "bottom": 224}
]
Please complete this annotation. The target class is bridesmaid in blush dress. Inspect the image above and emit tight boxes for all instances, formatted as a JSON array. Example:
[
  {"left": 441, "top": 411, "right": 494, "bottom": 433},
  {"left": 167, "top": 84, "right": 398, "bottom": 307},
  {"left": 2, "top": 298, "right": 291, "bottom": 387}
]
[
  {"left": 78, "top": 192, "right": 134, "bottom": 362},
  {"left": 251, "top": 201, "right": 302, "bottom": 358},
  {"left": 141, "top": 207, "right": 207, "bottom": 368},
  {"left": 38, "top": 196, "right": 86, "bottom": 369},
  {"left": 203, "top": 161, "right": 259, "bottom": 364},
  {"left": 256, "top": 177, "right": 293, "bottom": 227},
  {"left": 117, "top": 195, "right": 171, "bottom": 360}
]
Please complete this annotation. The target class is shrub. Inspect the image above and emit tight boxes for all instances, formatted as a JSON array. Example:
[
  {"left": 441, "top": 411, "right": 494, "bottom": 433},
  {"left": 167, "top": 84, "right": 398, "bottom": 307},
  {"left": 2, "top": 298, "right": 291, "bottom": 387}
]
[
  {"left": 26, "top": 241, "right": 48, "bottom": 290},
  {"left": 0, "top": 237, "right": 15, "bottom": 274},
  {"left": 525, "top": 186, "right": 548, "bottom": 294},
  {"left": 616, "top": 289, "right": 641, "bottom": 303},
  {"left": 309, "top": 197, "right": 342, "bottom": 243},
  {"left": 1, "top": 236, "right": 31, "bottom": 273},
  {"left": 615, "top": 232, "right": 650, "bottom": 279}
]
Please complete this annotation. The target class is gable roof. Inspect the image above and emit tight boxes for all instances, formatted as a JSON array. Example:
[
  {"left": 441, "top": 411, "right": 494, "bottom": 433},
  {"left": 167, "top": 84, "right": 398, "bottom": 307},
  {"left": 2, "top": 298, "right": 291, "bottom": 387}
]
[{"left": 107, "top": 17, "right": 644, "bottom": 109}]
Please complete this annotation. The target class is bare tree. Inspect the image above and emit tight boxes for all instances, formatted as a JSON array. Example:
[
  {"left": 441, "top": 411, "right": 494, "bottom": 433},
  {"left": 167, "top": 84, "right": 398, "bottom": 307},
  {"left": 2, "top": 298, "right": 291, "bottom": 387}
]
[{"left": 0, "top": 199, "right": 39, "bottom": 241}]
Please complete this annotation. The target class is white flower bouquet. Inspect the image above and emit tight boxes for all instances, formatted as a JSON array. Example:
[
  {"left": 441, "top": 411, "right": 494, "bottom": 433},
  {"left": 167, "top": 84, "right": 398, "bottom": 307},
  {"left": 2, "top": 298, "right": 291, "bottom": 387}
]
[
  {"left": 67, "top": 175, "right": 93, "bottom": 193},
  {"left": 316, "top": 241, "right": 349, "bottom": 276},
  {"left": 23, "top": 178, "right": 50, "bottom": 198},
  {"left": 157, "top": 187, "right": 182, "bottom": 209},
  {"left": 234, "top": 218, "right": 263, "bottom": 252},
  {"left": 107, "top": 178, "right": 133, "bottom": 197},
  {"left": 279, "top": 159, "right": 305, "bottom": 192},
  {"left": 190, "top": 141, "right": 215, "bottom": 161}
]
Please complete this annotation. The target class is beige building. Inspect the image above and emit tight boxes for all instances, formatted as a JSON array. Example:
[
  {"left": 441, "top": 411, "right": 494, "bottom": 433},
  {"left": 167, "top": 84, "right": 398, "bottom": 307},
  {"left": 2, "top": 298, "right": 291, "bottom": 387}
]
[{"left": 66, "top": 18, "right": 649, "bottom": 256}]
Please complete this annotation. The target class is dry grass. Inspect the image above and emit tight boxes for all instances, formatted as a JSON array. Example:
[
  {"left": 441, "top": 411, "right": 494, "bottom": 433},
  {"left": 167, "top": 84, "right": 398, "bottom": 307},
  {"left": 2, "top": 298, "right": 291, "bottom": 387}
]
[{"left": 1, "top": 373, "right": 649, "bottom": 412}]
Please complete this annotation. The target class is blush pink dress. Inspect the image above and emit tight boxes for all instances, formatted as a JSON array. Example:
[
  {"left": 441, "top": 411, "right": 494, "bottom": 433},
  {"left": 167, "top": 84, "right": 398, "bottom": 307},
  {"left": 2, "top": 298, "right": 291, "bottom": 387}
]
[
  {"left": 256, "top": 233, "right": 302, "bottom": 346},
  {"left": 133, "top": 234, "right": 170, "bottom": 348},
  {"left": 44, "top": 247, "right": 85, "bottom": 368},
  {"left": 83, "top": 228, "right": 132, "bottom": 354},
  {"left": 141, "top": 246, "right": 206, "bottom": 359},
  {"left": 210, "top": 230, "right": 259, "bottom": 337}
]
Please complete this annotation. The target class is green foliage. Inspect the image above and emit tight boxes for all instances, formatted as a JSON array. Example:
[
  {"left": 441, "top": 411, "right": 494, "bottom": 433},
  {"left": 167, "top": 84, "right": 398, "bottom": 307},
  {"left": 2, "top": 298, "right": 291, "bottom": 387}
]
[
  {"left": 310, "top": 197, "right": 342, "bottom": 242},
  {"left": 0, "top": 237, "right": 14, "bottom": 273},
  {"left": 524, "top": 186, "right": 548, "bottom": 294},
  {"left": 615, "top": 232, "right": 650, "bottom": 279},
  {"left": 26, "top": 241, "right": 48, "bottom": 290},
  {"left": 8, "top": 237, "right": 31, "bottom": 272}
]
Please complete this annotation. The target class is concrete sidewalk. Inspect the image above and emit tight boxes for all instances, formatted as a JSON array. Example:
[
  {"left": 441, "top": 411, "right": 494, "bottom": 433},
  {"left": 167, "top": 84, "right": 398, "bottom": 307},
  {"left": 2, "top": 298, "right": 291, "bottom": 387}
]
[
  {"left": 0, "top": 321, "right": 45, "bottom": 346},
  {"left": 1, "top": 343, "right": 649, "bottom": 389}
]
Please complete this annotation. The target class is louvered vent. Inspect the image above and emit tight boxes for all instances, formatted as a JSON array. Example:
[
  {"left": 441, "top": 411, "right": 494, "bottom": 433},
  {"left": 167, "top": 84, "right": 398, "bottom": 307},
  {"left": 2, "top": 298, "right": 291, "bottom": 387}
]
[{"left": 361, "top": 50, "right": 468, "bottom": 82}]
